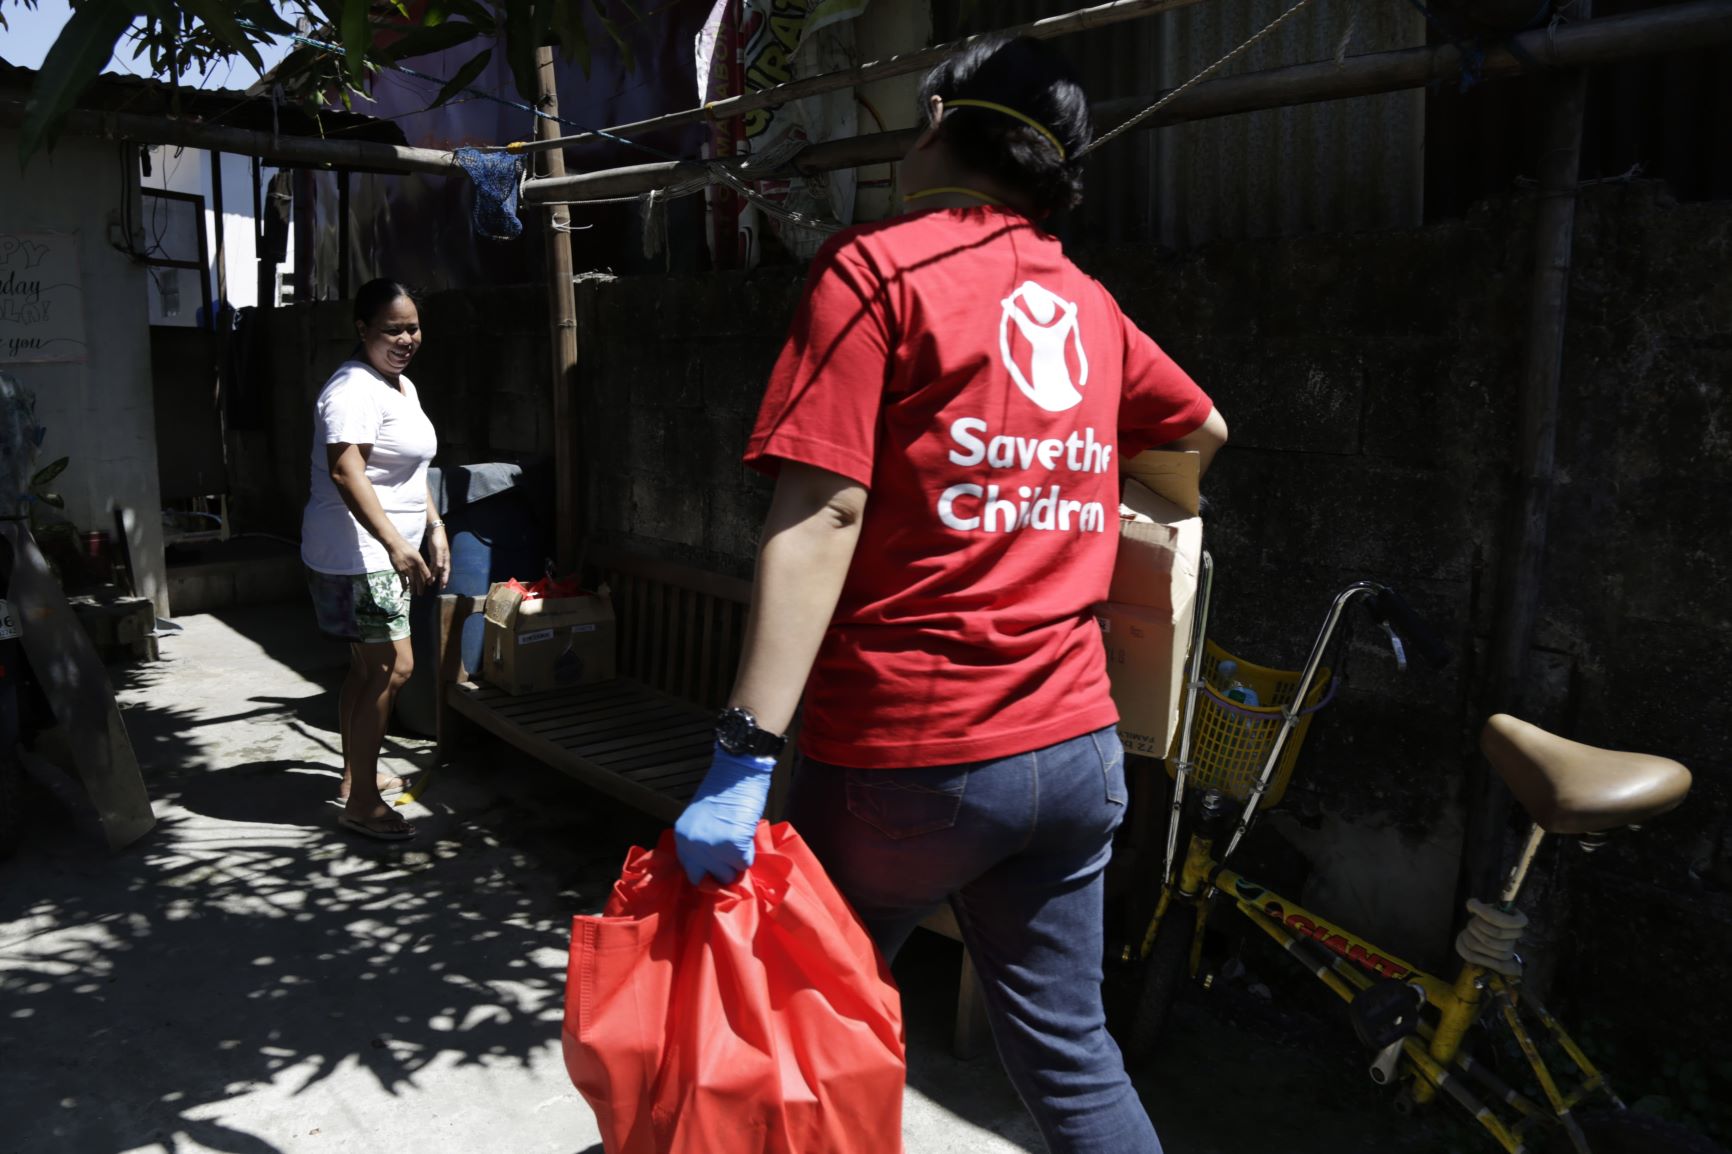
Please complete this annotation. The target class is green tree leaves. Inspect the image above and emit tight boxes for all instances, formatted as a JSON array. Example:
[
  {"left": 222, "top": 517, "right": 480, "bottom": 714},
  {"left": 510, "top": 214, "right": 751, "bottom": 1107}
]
[
  {"left": 15, "top": 1, "right": 643, "bottom": 168},
  {"left": 17, "top": 1, "right": 137, "bottom": 163}
]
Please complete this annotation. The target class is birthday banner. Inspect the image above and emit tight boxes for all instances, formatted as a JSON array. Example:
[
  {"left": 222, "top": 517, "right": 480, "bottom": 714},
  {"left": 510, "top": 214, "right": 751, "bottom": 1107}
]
[{"left": 0, "top": 231, "right": 87, "bottom": 364}]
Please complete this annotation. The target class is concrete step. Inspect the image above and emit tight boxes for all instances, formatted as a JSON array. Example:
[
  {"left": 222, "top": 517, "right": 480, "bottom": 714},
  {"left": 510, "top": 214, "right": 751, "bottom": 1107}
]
[{"left": 165, "top": 535, "right": 304, "bottom": 617}]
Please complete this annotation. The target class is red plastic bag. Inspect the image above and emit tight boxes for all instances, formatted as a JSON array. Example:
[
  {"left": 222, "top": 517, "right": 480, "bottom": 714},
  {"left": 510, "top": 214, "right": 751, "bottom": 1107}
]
[
  {"left": 505, "top": 574, "right": 588, "bottom": 602},
  {"left": 563, "top": 822, "right": 905, "bottom": 1154}
]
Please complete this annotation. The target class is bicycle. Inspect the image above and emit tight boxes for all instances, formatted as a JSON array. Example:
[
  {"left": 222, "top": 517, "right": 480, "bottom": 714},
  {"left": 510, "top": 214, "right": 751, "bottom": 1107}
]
[{"left": 1120, "top": 553, "right": 1719, "bottom": 1154}]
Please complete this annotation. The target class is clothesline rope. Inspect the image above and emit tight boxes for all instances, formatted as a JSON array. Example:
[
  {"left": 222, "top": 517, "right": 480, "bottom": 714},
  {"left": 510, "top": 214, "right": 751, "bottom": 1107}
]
[
  {"left": 492, "top": 0, "right": 1214, "bottom": 158},
  {"left": 1083, "top": 0, "right": 1324, "bottom": 157},
  {"left": 548, "top": 0, "right": 1329, "bottom": 230},
  {"left": 262, "top": 0, "right": 1326, "bottom": 234},
  {"left": 257, "top": 21, "right": 845, "bottom": 235}
]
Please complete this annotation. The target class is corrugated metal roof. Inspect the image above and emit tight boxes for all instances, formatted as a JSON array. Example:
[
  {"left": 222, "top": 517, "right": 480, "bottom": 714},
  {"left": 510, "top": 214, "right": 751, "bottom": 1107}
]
[
  {"left": 1144, "top": 0, "right": 1426, "bottom": 248},
  {"left": 935, "top": 0, "right": 1426, "bottom": 249}
]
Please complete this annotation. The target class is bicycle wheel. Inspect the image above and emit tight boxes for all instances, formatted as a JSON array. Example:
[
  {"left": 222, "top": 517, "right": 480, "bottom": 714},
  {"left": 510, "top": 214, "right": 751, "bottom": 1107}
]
[
  {"left": 1543, "top": 1109, "right": 1729, "bottom": 1154},
  {"left": 1124, "top": 902, "right": 1197, "bottom": 1066}
]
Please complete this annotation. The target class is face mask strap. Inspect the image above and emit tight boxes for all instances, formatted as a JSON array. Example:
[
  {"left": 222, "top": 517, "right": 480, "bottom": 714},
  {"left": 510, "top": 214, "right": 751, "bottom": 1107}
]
[{"left": 946, "top": 99, "right": 1067, "bottom": 161}]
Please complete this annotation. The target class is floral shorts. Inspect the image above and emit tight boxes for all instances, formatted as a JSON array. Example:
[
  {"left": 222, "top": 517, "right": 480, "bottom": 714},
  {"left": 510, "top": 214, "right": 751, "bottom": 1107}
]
[{"left": 307, "top": 569, "right": 411, "bottom": 645}]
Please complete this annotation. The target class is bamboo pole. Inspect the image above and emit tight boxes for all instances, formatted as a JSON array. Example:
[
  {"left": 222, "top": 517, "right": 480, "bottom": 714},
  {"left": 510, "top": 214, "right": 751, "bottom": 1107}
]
[
  {"left": 535, "top": 47, "right": 583, "bottom": 574},
  {"left": 0, "top": 101, "right": 456, "bottom": 175},
  {"left": 513, "top": 0, "right": 1212, "bottom": 156},
  {"left": 1465, "top": 2, "right": 1596, "bottom": 909},
  {"left": 1087, "top": 0, "right": 1725, "bottom": 124},
  {"left": 521, "top": 1, "right": 1732, "bottom": 205},
  {"left": 523, "top": 129, "right": 920, "bottom": 204}
]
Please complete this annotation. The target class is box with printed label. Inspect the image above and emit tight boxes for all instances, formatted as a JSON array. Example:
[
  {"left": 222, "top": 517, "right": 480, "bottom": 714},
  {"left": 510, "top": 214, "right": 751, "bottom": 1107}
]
[
  {"left": 1098, "top": 451, "right": 1203, "bottom": 758},
  {"left": 480, "top": 582, "right": 616, "bottom": 695}
]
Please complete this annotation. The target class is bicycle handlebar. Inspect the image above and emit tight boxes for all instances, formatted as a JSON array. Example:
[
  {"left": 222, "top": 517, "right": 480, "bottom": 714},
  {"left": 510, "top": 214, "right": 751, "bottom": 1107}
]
[{"left": 1369, "top": 587, "right": 1452, "bottom": 670}]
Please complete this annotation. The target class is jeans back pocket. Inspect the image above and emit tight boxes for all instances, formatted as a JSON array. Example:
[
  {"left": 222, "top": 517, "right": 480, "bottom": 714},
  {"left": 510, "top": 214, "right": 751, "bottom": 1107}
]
[
  {"left": 845, "top": 766, "right": 967, "bottom": 840},
  {"left": 1090, "top": 728, "right": 1129, "bottom": 807}
]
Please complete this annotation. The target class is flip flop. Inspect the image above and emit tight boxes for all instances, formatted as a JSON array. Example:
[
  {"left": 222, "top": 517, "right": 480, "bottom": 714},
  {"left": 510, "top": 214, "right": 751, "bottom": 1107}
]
[
  {"left": 337, "top": 774, "right": 409, "bottom": 801},
  {"left": 339, "top": 813, "right": 417, "bottom": 842}
]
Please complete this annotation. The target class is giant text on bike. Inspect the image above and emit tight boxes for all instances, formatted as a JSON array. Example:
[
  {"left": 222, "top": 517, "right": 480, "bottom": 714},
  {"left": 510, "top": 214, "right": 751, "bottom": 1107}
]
[{"left": 1255, "top": 896, "right": 1412, "bottom": 981}]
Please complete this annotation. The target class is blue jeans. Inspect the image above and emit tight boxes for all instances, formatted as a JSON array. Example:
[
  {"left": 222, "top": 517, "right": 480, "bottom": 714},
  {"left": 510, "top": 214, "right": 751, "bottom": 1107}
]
[{"left": 785, "top": 726, "right": 1162, "bottom": 1154}]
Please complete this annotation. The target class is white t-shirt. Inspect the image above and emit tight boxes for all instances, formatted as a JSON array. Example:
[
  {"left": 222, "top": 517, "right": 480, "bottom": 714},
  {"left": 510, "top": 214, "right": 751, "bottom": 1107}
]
[{"left": 301, "top": 360, "right": 439, "bottom": 575}]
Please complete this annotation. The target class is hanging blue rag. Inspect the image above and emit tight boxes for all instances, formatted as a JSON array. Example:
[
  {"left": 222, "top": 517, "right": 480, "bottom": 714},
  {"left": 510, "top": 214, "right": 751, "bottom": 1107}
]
[
  {"left": 1400, "top": 0, "right": 1555, "bottom": 93},
  {"left": 454, "top": 147, "right": 526, "bottom": 241}
]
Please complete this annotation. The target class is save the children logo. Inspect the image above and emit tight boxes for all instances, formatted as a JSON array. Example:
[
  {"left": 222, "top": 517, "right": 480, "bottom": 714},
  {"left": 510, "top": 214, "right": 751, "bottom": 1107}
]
[
  {"left": 929, "top": 280, "right": 1111, "bottom": 536},
  {"left": 1000, "top": 280, "right": 1088, "bottom": 413}
]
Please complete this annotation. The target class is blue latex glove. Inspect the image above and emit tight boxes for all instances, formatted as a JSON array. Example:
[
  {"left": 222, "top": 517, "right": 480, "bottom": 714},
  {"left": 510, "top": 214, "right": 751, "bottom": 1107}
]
[{"left": 674, "top": 744, "right": 777, "bottom": 886}]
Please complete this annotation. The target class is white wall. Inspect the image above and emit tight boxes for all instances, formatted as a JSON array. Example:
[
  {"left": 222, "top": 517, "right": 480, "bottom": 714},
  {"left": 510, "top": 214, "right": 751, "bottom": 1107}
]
[
  {"left": 140, "top": 145, "right": 293, "bottom": 324},
  {"left": 1, "top": 130, "right": 170, "bottom": 616}
]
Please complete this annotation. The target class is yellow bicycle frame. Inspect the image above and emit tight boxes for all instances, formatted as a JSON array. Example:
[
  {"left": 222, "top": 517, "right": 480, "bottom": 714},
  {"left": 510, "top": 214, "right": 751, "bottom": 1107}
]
[{"left": 1142, "top": 830, "right": 1615, "bottom": 1154}]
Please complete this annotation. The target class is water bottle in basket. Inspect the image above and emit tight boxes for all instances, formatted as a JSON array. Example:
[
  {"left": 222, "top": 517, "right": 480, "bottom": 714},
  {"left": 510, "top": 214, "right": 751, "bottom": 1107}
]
[{"left": 1175, "top": 645, "right": 1332, "bottom": 808}]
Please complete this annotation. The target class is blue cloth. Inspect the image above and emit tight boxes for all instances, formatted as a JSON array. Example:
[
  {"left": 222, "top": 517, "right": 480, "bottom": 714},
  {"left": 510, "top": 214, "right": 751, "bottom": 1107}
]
[
  {"left": 787, "top": 726, "right": 1161, "bottom": 1154},
  {"left": 674, "top": 744, "right": 778, "bottom": 885},
  {"left": 453, "top": 148, "right": 525, "bottom": 241}
]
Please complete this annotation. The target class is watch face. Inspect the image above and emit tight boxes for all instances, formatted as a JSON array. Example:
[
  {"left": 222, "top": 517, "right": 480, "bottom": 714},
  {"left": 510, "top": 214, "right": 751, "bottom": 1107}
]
[{"left": 716, "top": 708, "right": 754, "bottom": 752}]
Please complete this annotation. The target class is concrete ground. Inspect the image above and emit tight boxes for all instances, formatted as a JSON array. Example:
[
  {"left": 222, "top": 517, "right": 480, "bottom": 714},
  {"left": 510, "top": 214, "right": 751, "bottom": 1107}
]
[{"left": 0, "top": 607, "right": 1471, "bottom": 1154}]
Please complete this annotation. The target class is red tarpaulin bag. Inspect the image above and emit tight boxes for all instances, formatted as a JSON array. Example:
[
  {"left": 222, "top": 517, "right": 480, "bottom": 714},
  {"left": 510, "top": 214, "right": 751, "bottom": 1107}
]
[{"left": 563, "top": 821, "right": 906, "bottom": 1154}]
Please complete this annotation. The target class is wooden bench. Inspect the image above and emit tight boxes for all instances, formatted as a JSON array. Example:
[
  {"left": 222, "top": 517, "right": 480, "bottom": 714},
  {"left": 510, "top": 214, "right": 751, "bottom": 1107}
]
[
  {"left": 435, "top": 547, "right": 989, "bottom": 1057},
  {"left": 438, "top": 549, "right": 765, "bottom": 821}
]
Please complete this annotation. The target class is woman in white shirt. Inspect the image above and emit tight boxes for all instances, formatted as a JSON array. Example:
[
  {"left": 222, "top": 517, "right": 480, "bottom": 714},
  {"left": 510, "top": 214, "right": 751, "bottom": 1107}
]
[{"left": 302, "top": 279, "right": 449, "bottom": 841}]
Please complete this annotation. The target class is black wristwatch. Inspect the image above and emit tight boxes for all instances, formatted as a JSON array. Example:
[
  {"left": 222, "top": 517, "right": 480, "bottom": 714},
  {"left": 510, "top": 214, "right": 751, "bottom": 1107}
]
[{"left": 715, "top": 706, "right": 787, "bottom": 759}]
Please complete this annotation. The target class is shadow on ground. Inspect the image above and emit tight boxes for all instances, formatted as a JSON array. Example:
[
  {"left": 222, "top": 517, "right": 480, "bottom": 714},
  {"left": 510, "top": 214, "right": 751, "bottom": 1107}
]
[
  {"left": 0, "top": 609, "right": 662, "bottom": 1154},
  {"left": 2, "top": 606, "right": 1476, "bottom": 1154}
]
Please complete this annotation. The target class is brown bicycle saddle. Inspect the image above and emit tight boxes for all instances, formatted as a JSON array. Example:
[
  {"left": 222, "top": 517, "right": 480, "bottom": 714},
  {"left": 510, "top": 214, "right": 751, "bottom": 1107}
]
[{"left": 1480, "top": 714, "right": 1692, "bottom": 836}]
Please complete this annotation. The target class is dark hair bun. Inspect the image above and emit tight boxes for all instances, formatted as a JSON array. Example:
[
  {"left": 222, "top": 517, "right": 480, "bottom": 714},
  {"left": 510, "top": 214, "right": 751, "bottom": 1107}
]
[{"left": 919, "top": 36, "right": 1092, "bottom": 216}]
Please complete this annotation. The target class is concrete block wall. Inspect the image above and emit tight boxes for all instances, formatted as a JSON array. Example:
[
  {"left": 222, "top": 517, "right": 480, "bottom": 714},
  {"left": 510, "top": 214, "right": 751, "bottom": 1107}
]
[
  {"left": 575, "top": 273, "right": 798, "bottom": 572},
  {"left": 165, "top": 548, "right": 306, "bottom": 616},
  {"left": 234, "top": 285, "right": 550, "bottom": 537},
  {"left": 572, "top": 183, "right": 1732, "bottom": 1125}
]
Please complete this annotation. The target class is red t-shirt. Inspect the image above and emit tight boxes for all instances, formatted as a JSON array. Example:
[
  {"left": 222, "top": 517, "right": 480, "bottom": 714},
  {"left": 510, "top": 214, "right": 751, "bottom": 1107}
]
[{"left": 746, "top": 207, "right": 1213, "bottom": 768}]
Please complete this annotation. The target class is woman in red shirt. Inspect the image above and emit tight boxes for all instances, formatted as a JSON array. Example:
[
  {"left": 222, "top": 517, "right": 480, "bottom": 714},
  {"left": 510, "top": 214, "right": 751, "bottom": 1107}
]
[{"left": 675, "top": 36, "right": 1227, "bottom": 1153}]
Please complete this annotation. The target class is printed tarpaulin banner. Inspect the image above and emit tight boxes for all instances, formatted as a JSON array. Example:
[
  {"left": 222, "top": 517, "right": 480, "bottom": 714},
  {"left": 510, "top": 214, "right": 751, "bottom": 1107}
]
[
  {"left": 563, "top": 821, "right": 906, "bottom": 1154},
  {"left": 696, "top": 0, "right": 869, "bottom": 265}
]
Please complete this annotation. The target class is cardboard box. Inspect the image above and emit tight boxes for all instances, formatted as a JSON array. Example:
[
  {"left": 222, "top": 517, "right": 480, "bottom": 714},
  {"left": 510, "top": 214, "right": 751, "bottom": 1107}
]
[
  {"left": 480, "top": 582, "right": 616, "bottom": 695},
  {"left": 1098, "top": 451, "right": 1203, "bottom": 758}
]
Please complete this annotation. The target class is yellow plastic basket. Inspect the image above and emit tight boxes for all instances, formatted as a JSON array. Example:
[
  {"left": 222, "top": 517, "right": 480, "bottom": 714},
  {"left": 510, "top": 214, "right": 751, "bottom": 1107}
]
[{"left": 1165, "top": 641, "right": 1334, "bottom": 808}]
